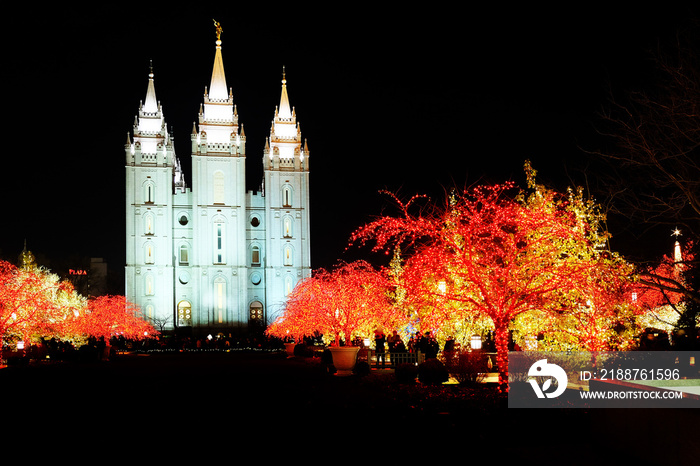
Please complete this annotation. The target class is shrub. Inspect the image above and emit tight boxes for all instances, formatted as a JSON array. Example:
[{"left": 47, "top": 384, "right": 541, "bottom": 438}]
[
  {"left": 293, "top": 344, "right": 316, "bottom": 357},
  {"left": 448, "top": 350, "right": 487, "bottom": 385},
  {"left": 418, "top": 358, "right": 449, "bottom": 385},
  {"left": 395, "top": 363, "right": 418, "bottom": 383},
  {"left": 353, "top": 360, "right": 370, "bottom": 376}
]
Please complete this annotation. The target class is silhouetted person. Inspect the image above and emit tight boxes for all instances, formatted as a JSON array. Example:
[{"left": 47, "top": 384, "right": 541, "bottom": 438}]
[
  {"left": 388, "top": 330, "right": 405, "bottom": 366},
  {"left": 374, "top": 330, "right": 386, "bottom": 369}
]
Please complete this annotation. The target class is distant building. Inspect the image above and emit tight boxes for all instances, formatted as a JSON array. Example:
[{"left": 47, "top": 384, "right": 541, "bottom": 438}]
[
  {"left": 125, "top": 24, "right": 311, "bottom": 335},
  {"left": 88, "top": 258, "right": 108, "bottom": 297}
]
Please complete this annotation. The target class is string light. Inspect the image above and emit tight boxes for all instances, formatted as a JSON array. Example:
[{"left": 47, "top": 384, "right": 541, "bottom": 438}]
[
  {"left": 350, "top": 171, "right": 637, "bottom": 392},
  {"left": 0, "top": 260, "right": 157, "bottom": 347},
  {"left": 266, "top": 260, "right": 399, "bottom": 346}
]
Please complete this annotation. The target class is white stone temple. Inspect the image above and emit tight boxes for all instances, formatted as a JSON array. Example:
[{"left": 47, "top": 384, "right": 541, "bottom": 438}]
[{"left": 125, "top": 22, "right": 311, "bottom": 335}]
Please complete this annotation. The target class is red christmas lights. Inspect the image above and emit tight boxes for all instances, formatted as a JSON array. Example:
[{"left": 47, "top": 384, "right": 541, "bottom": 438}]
[
  {"left": 633, "top": 241, "right": 694, "bottom": 311},
  {"left": 267, "top": 260, "right": 400, "bottom": 346},
  {"left": 350, "top": 168, "right": 636, "bottom": 391},
  {"left": 78, "top": 295, "right": 156, "bottom": 341},
  {"left": 0, "top": 260, "right": 157, "bottom": 349}
]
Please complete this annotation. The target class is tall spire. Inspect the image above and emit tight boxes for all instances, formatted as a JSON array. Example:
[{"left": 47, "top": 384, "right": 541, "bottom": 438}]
[
  {"left": 209, "top": 20, "right": 228, "bottom": 101},
  {"left": 673, "top": 227, "right": 683, "bottom": 264},
  {"left": 278, "top": 66, "right": 292, "bottom": 119},
  {"left": 143, "top": 61, "right": 158, "bottom": 113},
  {"left": 19, "top": 239, "right": 36, "bottom": 269}
]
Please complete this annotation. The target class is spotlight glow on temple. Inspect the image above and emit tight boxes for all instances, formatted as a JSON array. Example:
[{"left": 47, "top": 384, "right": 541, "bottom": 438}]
[{"left": 124, "top": 21, "right": 312, "bottom": 335}]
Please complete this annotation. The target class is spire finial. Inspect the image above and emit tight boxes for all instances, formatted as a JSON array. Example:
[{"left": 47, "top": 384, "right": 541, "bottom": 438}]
[
  {"left": 277, "top": 68, "right": 292, "bottom": 120},
  {"left": 213, "top": 19, "right": 222, "bottom": 41},
  {"left": 208, "top": 20, "right": 227, "bottom": 100},
  {"left": 143, "top": 60, "right": 158, "bottom": 112}
]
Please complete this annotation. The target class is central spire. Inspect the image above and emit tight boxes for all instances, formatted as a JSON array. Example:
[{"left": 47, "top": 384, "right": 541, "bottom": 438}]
[
  {"left": 143, "top": 61, "right": 158, "bottom": 113},
  {"left": 209, "top": 19, "right": 228, "bottom": 101},
  {"left": 278, "top": 66, "right": 292, "bottom": 119}
]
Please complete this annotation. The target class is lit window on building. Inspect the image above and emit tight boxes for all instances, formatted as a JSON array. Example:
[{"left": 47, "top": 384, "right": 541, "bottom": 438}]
[
  {"left": 179, "top": 244, "right": 189, "bottom": 265},
  {"left": 214, "top": 276, "right": 226, "bottom": 324}
]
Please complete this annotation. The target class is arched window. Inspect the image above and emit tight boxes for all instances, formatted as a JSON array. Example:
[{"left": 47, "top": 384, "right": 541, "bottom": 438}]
[
  {"left": 145, "top": 274, "right": 154, "bottom": 295},
  {"left": 179, "top": 244, "right": 189, "bottom": 265},
  {"left": 144, "top": 181, "right": 155, "bottom": 204},
  {"left": 213, "top": 220, "right": 225, "bottom": 264},
  {"left": 251, "top": 245, "right": 261, "bottom": 267},
  {"left": 283, "top": 244, "right": 293, "bottom": 266},
  {"left": 145, "top": 242, "right": 155, "bottom": 264},
  {"left": 214, "top": 276, "right": 226, "bottom": 324},
  {"left": 213, "top": 171, "right": 225, "bottom": 204},
  {"left": 285, "top": 274, "right": 294, "bottom": 296},
  {"left": 283, "top": 185, "right": 292, "bottom": 207},
  {"left": 144, "top": 212, "right": 154, "bottom": 235},
  {"left": 283, "top": 216, "right": 293, "bottom": 238},
  {"left": 249, "top": 301, "right": 263, "bottom": 323},
  {"left": 177, "top": 300, "right": 192, "bottom": 325}
]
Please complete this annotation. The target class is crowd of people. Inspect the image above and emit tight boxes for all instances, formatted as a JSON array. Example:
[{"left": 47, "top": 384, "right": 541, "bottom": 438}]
[
  {"left": 3, "top": 329, "right": 502, "bottom": 366},
  {"left": 371, "top": 329, "right": 443, "bottom": 368}
]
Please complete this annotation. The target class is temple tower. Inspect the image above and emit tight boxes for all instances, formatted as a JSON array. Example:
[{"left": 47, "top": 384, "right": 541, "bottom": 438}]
[{"left": 125, "top": 22, "right": 312, "bottom": 335}]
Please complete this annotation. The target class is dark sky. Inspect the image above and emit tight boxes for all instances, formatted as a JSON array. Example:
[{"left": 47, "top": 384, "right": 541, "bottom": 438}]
[{"left": 2, "top": 5, "right": 697, "bottom": 291}]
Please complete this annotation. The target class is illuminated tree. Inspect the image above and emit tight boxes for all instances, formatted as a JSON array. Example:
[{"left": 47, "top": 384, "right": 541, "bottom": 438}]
[
  {"left": 0, "top": 260, "right": 84, "bottom": 347},
  {"left": 266, "top": 275, "right": 325, "bottom": 344},
  {"left": 351, "top": 163, "right": 635, "bottom": 390},
  {"left": 267, "top": 260, "right": 398, "bottom": 346},
  {"left": 523, "top": 267, "right": 641, "bottom": 352},
  {"left": 0, "top": 260, "right": 156, "bottom": 350},
  {"left": 388, "top": 246, "right": 492, "bottom": 350},
  {"left": 77, "top": 295, "right": 157, "bottom": 341},
  {"left": 633, "top": 239, "right": 699, "bottom": 342}
]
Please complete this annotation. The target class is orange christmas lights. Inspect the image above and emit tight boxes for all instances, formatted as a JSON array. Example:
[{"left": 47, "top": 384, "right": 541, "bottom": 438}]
[
  {"left": 267, "top": 260, "right": 399, "bottom": 346},
  {"left": 0, "top": 260, "right": 157, "bottom": 349},
  {"left": 350, "top": 163, "right": 637, "bottom": 391}
]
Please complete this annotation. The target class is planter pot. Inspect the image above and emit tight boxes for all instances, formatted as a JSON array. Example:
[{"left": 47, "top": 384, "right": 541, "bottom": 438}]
[
  {"left": 329, "top": 346, "right": 360, "bottom": 376},
  {"left": 284, "top": 342, "right": 296, "bottom": 358}
]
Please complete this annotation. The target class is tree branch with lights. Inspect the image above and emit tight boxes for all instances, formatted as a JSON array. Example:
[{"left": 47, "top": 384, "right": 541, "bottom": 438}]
[
  {"left": 0, "top": 260, "right": 157, "bottom": 353},
  {"left": 266, "top": 260, "right": 399, "bottom": 347},
  {"left": 350, "top": 162, "right": 637, "bottom": 391}
]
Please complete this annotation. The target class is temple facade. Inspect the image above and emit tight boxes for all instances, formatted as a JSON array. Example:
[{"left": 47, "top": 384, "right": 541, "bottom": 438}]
[{"left": 125, "top": 23, "right": 311, "bottom": 335}]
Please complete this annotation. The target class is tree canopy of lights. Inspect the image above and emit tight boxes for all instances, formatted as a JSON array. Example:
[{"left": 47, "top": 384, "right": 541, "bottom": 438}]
[
  {"left": 0, "top": 260, "right": 157, "bottom": 349},
  {"left": 78, "top": 295, "right": 156, "bottom": 342},
  {"left": 266, "top": 260, "right": 400, "bottom": 347},
  {"left": 350, "top": 162, "right": 638, "bottom": 390},
  {"left": 0, "top": 260, "right": 84, "bottom": 346},
  {"left": 634, "top": 239, "right": 699, "bottom": 337}
]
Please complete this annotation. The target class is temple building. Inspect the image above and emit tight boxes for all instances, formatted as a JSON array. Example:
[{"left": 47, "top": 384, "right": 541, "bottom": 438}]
[{"left": 125, "top": 23, "right": 311, "bottom": 335}]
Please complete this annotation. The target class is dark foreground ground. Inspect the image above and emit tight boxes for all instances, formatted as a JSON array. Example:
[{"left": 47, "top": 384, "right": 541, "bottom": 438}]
[{"left": 1, "top": 350, "right": 697, "bottom": 463}]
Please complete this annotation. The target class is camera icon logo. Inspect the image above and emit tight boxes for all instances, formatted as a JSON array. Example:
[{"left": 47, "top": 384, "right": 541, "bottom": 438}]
[{"left": 528, "top": 359, "right": 568, "bottom": 399}]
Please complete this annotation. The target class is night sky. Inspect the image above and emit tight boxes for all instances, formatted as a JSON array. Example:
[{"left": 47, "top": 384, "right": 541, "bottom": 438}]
[{"left": 3, "top": 5, "right": 697, "bottom": 292}]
